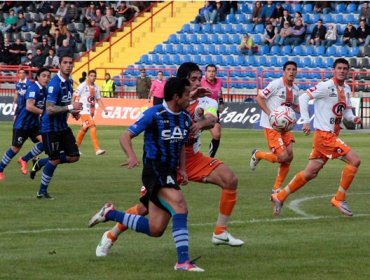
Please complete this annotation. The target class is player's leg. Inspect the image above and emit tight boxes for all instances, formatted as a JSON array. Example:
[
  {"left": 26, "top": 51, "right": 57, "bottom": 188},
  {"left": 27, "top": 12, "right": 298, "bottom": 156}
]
[
  {"left": 0, "top": 129, "right": 24, "bottom": 179},
  {"left": 249, "top": 129, "right": 279, "bottom": 171},
  {"left": 208, "top": 122, "right": 221, "bottom": 158},
  {"left": 76, "top": 115, "right": 90, "bottom": 147},
  {"left": 331, "top": 148, "right": 361, "bottom": 216},
  {"left": 18, "top": 134, "right": 44, "bottom": 175},
  {"left": 272, "top": 138, "right": 294, "bottom": 193},
  {"left": 89, "top": 126, "right": 105, "bottom": 155},
  {"left": 205, "top": 163, "right": 244, "bottom": 246}
]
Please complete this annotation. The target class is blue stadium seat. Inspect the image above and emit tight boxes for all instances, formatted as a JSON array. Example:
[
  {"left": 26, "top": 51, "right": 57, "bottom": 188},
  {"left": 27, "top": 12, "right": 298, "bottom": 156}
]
[
  {"left": 256, "top": 56, "right": 267, "bottom": 67},
  {"left": 244, "top": 23, "right": 254, "bottom": 34},
  {"left": 167, "top": 34, "right": 177, "bottom": 43},
  {"left": 221, "top": 24, "right": 232, "bottom": 34},
  {"left": 229, "top": 45, "right": 239, "bottom": 55},
  {"left": 338, "top": 46, "right": 349, "bottom": 57},
  {"left": 281, "top": 45, "right": 291, "bottom": 56},
  {"left": 218, "top": 45, "right": 228, "bottom": 55},
  {"left": 270, "top": 45, "right": 280, "bottom": 55},
  {"left": 314, "top": 46, "right": 326, "bottom": 56},
  {"left": 225, "top": 14, "right": 236, "bottom": 23},
  {"left": 303, "top": 3, "right": 313, "bottom": 12},
  {"left": 346, "top": 14, "right": 356, "bottom": 24},
  {"left": 259, "top": 45, "right": 270, "bottom": 55},
  {"left": 301, "top": 57, "right": 312, "bottom": 67},
  {"left": 235, "top": 55, "right": 245, "bottom": 66},
  {"left": 172, "top": 54, "right": 181, "bottom": 65},
  {"left": 195, "top": 44, "right": 206, "bottom": 54},
  {"left": 304, "top": 45, "right": 314, "bottom": 56},
  {"left": 325, "top": 46, "right": 336, "bottom": 57},
  {"left": 161, "top": 54, "right": 170, "bottom": 65},
  {"left": 173, "top": 44, "right": 184, "bottom": 54},
  {"left": 178, "top": 34, "right": 187, "bottom": 43},
  {"left": 181, "top": 24, "right": 190, "bottom": 33},
  {"left": 213, "top": 24, "right": 222, "bottom": 34},
  {"left": 291, "top": 3, "right": 302, "bottom": 13},
  {"left": 193, "top": 55, "right": 201, "bottom": 64},
  {"left": 323, "top": 57, "right": 334, "bottom": 68},
  {"left": 224, "top": 56, "right": 235, "bottom": 66},
  {"left": 306, "top": 24, "right": 315, "bottom": 35},
  {"left": 206, "top": 45, "right": 217, "bottom": 54},
  {"left": 154, "top": 44, "right": 163, "bottom": 54},
  {"left": 292, "top": 45, "right": 303, "bottom": 56},
  {"left": 190, "top": 24, "right": 201, "bottom": 33},
  {"left": 269, "top": 56, "right": 278, "bottom": 67},
  {"left": 235, "top": 14, "right": 247, "bottom": 23},
  {"left": 139, "top": 54, "right": 149, "bottom": 64},
  {"left": 313, "top": 57, "right": 323, "bottom": 68},
  {"left": 253, "top": 34, "right": 262, "bottom": 45},
  {"left": 277, "top": 56, "right": 289, "bottom": 67},
  {"left": 199, "top": 35, "right": 208, "bottom": 44},
  {"left": 335, "top": 3, "right": 346, "bottom": 13},
  {"left": 182, "top": 54, "right": 191, "bottom": 63},
  {"left": 165, "top": 44, "right": 174, "bottom": 54},
  {"left": 201, "top": 55, "right": 213, "bottom": 65},
  {"left": 254, "top": 24, "right": 265, "bottom": 34},
  {"left": 202, "top": 24, "right": 212, "bottom": 33},
  {"left": 231, "top": 34, "right": 241, "bottom": 44},
  {"left": 349, "top": 46, "right": 360, "bottom": 57},
  {"left": 184, "top": 44, "right": 195, "bottom": 54},
  {"left": 219, "top": 34, "right": 231, "bottom": 44},
  {"left": 322, "top": 14, "right": 332, "bottom": 24},
  {"left": 187, "top": 34, "right": 197, "bottom": 44},
  {"left": 332, "top": 14, "right": 344, "bottom": 24},
  {"left": 212, "top": 55, "right": 223, "bottom": 65},
  {"left": 231, "top": 24, "right": 243, "bottom": 34},
  {"left": 246, "top": 55, "right": 255, "bottom": 66},
  {"left": 209, "top": 34, "right": 219, "bottom": 44}
]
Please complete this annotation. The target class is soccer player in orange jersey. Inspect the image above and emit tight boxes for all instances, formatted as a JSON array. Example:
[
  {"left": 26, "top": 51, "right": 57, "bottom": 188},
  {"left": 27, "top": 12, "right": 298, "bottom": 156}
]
[
  {"left": 250, "top": 61, "right": 300, "bottom": 195},
  {"left": 271, "top": 58, "right": 361, "bottom": 216},
  {"left": 73, "top": 69, "right": 107, "bottom": 155},
  {"left": 94, "top": 62, "right": 244, "bottom": 258}
]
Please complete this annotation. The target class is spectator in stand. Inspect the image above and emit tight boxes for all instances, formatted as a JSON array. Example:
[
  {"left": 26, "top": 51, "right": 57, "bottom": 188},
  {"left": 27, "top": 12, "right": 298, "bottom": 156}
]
[
  {"left": 14, "top": 11, "right": 28, "bottom": 33},
  {"left": 100, "top": 7, "right": 117, "bottom": 40},
  {"left": 57, "top": 39, "right": 74, "bottom": 58},
  {"left": 323, "top": 24, "right": 337, "bottom": 47},
  {"left": 313, "top": 2, "right": 331, "bottom": 14},
  {"left": 84, "top": 2, "right": 96, "bottom": 24},
  {"left": 90, "top": 20, "right": 101, "bottom": 45},
  {"left": 64, "top": 3, "right": 79, "bottom": 24},
  {"left": 282, "top": 1, "right": 293, "bottom": 14},
  {"left": 115, "top": 2, "right": 136, "bottom": 28},
  {"left": 278, "top": 21, "right": 292, "bottom": 46},
  {"left": 250, "top": 1, "right": 263, "bottom": 25},
  {"left": 195, "top": 1, "right": 214, "bottom": 24},
  {"left": 53, "top": 28, "right": 66, "bottom": 50},
  {"left": 92, "top": 8, "right": 103, "bottom": 25},
  {"left": 29, "top": 36, "right": 41, "bottom": 56},
  {"left": 238, "top": 33, "right": 258, "bottom": 55},
  {"left": 284, "top": 18, "right": 305, "bottom": 46},
  {"left": 272, "top": 2, "right": 284, "bottom": 29},
  {"left": 97, "top": 1, "right": 107, "bottom": 14},
  {"left": 9, "top": 38, "right": 26, "bottom": 65},
  {"left": 84, "top": 21, "right": 96, "bottom": 51},
  {"left": 38, "top": 1, "right": 54, "bottom": 14},
  {"left": 263, "top": 21, "right": 278, "bottom": 46},
  {"left": 0, "top": 37, "right": 12, "bottom": 64},
  {"left": 148, "top": 71, "right": 166, "bottom": 105},
  {"left": 55, "top": 1, "right": 67, "bottom": 22},
  {"left": 40, "top": 37, "right": 51, "bottom": 58},
  {"left": 0, "top": 1, "right": 15, "bottom": 13},
  {"left": 293, "top": 11, "right": 304, "bottom": 26},
  {"left": 44, "top": 12, "right": 55, "bottom": 25},
  {"left": 136, "top": 68, "right": 152, "bottom": 99},
  {"left": 359, "top": 2, "right": 370, "bottom": 25},
  {"left": 57, "top": 19, "right": 68, "bottom": 36},
  {"left": 43, "top": 48, "right": 59, "bottom": 69},
  {"left": 343, "top": 23, "right": 358, "bottom": 47},
  {"left": 31, "top": 48, "right": 46, "bottom": 68},
  {"left": 35, "top": 19, "right": 51, "bottom": 42},
  {"left": 1, "top": 9, "right": 17, "bottom": 33},
  {"left": 49, "top": 20, "right": 58, "bottom": 36},
  {"left": 357, "top": 19, "right": 370, "bottom": 47},
  {"left": 22, "top": 50, "right": 33, "bottom": 66},
  {"left": 65, "top": 31, "right": 77, "bottom": 54},
  {"left": 209, "top": 1, "right": 227, "bottom": 24},
  {"left": 308, "top": 19, "right": 327, "bottom": 46},
  {"left": 279, "top": 9, "right": 293, "bottom": 30},
  {"left": 260, "top": 0, "right": 276, "bottom": 24}
]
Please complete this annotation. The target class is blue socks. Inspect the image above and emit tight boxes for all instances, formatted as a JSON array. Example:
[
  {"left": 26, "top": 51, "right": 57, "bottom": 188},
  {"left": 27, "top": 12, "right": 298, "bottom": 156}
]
[
  {"left": 39, "top": 162, "right": 57, "bottom": 194},
  {"left": 106, "top": 210, "right": 150, "bottom": 235},
  {"left": 21, "top": 142, "right": 43, "bottom": 162},
  {"left": 172, "top": 213, "right": 189, "bottom": 264},
  {"left": 0, "top": 148, "right": 16, "bottom": 172}
]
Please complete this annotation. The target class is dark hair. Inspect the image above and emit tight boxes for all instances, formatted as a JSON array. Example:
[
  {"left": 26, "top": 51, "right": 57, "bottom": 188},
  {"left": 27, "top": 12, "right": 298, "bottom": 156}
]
[
  {"left": 176, "top": 62, "right": 201, "bottom": 79},
  {"left": 205, "top": 64, "right": 217, "bottom": 71},
  {"left": 333, "top": 58, "right": 349, "bottom": 68},
  {"left": 82, "top": 71, "right": 87, "bottom": 77},
  {"left": 36, "top": 67, "right": 50, "bottom": 77},
  {"left": 283, "top": 61, "right": 297, "bottom": 71},
  {"left": 59, "top": 54, "right": 73, "bottom": 63},
  {"left": 88, "top": 69, "right": 97, "bottom": 75},
  {"left": 164, "top": 77, "right": 190, "bottom": 101}
]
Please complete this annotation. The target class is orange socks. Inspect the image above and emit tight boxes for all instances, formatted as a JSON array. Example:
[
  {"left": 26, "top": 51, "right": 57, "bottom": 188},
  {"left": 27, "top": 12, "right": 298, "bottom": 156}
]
[
  {"left": 273, "top": 163, "right": 290, "bottom": 190},
  {"left": 335, "top": 164, "right": 358, "bottom": 201},
  {"left": 278, "top": 171, "right": 307, "bottom": 202},
  {"left": 90, "top": 126, "right": 100, "bottom": 151},
  {"left": 256, "top": 150, "right": 278, "bottom": 163},
  {"left": 214, "top": 189, "right": 237, "bottom": 234}
]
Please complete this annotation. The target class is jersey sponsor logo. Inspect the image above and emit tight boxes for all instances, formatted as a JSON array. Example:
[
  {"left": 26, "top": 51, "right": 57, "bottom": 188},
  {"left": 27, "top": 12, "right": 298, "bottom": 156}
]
[
  {"left": 161, "top": 126, "right": 188, "bottom": 140},
  {"left": 262, "top": 88, "right": 270, "bottom": 96},
  {"left": 332, "top": 102, "right": 346, "bottom": 116}
]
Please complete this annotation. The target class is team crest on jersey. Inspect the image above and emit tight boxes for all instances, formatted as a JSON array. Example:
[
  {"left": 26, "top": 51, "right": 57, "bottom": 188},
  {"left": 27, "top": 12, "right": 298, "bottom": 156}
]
[
  {"left": 48, "top": 86, "right": 54, "bottom": 93},
  {"left": 87, "top": 95, "right": 95, "bottom": 103},
  {"left": 332, "top": 102, "right": 346, "bottom": 116},
  {"left": 262, "top": 88, "right": 270, "bottom": 96}
]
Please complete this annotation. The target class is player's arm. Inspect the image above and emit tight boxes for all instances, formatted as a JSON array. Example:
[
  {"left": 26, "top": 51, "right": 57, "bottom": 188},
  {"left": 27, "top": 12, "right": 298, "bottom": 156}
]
[
  {"left": 26, "top": 99, "right": 43, "bottom": 115},
  {"left": 256, "top": 94, "right": 272, "bottom": 116},
  {"left": 178, "top": 146, "right": 188, "bottom": 185},
  {"left": 97, "top": 98, "right": 108, "bottom": 115},
  {"left": 120, "top": 130, "right": 139, "bottom": 169},
  {"left": 299, "top": 91, "right": 313, "bottom": 135},
  {"left": 12, "top": 91, "right": 19, "bottom": 113},
  {"left": 46, "top": 101, "right": 82, "bottom": 115}
]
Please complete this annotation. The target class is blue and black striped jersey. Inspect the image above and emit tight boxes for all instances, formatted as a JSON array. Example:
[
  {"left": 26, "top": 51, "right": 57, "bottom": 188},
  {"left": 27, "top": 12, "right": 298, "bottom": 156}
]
[
  {"left": 40, "top": 73, "right": 73, "bottom": 133},
  {"left": 128, "top": 103, "right": 192, "bottom": 169},
  {"left": 14, "top": 79, "right": 32, "bottom": 116},
  {"left": 13, "top": 81, "right": 46, "bottom": 130}
]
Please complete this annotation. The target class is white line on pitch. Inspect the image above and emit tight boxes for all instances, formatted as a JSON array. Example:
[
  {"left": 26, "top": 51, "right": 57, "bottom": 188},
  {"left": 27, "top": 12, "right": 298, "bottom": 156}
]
[{"left": 0, "top": 213, "right": 370, "bottom": 236}]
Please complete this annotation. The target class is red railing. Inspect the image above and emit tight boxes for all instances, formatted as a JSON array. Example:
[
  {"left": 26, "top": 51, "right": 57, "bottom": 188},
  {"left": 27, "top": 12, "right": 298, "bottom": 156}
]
[{"left": 72, "top": 2, "right": 174, "bottom": 75}]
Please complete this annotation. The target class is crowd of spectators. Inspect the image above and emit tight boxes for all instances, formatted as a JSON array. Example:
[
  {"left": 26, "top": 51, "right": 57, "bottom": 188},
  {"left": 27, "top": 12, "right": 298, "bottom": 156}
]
[
  {"left": 0, "top": 1, "right": 152, "bottom": 67},
  {"left": 195, "top": 1, "right": 237, "bottom": 25}
]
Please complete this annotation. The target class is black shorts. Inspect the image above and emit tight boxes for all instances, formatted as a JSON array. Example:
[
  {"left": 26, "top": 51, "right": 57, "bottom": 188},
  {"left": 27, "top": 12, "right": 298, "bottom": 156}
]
[
  {"left": 12, "top": 128, "right": 40, "bottom": 147},
  {"left": 42, "top": 127, "right": 79, "bottom": 160},
  {"left": 141, "top": 160, "right": 180, "bottom": 214}
]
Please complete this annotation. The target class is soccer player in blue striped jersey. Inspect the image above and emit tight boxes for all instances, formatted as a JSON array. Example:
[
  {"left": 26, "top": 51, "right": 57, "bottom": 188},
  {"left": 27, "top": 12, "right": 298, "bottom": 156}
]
[
  {"left": 88, "top": 77, "right": 204, "bottom": 272},
  {"left": 36, "top": 55, "right": 83, "bottom": 199},
  {"left": 0, "top": 68, "right": 50, "bottom": 181},
  {"left": 13, "top": 69, "right": 32, "bottom": 117}
]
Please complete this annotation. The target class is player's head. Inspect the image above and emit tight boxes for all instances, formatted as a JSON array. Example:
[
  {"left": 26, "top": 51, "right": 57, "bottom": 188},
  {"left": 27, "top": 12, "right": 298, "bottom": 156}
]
[
  {"left": 164, "top": 77, "right": 191, "bottom": 109},
  {"left": 36, "top": 67, "right": 51, "bottom": 87},
  {"left": 282, "top": 61, "right": 298, "bottom": 83},
  {"left": 18, "top": 68, "right": 26, "bottom": 80},
  {"left": 332, "top": 58, "right": 349, "bottom": 82},
  {"left": 59, "top": 54, "right": 74, "bottom": 76},
  {"left": 205, "top": 64, "right": 217, "bottom": 81},
  {"left": 177, "top": 62, "right": 202, "bottom": 92},
  {"left": 88, "top": 69, "right": 97, "bottom": 82}
]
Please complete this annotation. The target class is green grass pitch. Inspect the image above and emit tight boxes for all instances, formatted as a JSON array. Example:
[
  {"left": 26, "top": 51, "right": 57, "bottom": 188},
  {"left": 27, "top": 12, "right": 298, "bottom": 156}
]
[{"left": 0, "top": 122, "right": 369, "bottom": 280}]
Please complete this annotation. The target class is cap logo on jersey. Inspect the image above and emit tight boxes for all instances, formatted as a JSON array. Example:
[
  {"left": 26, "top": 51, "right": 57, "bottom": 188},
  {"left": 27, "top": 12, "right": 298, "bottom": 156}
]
[{"left": 332, "top": 102, "right": 346, "bottom": 116}]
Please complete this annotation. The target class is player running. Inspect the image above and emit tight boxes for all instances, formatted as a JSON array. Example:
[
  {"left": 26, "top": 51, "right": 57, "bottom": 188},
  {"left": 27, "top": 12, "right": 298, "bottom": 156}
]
[
  {"left": 271, "top": 58, "right": 362, "bottom": 216},
  {"left": 249, "top": 61, "right": 300, "bottom": 195}
]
